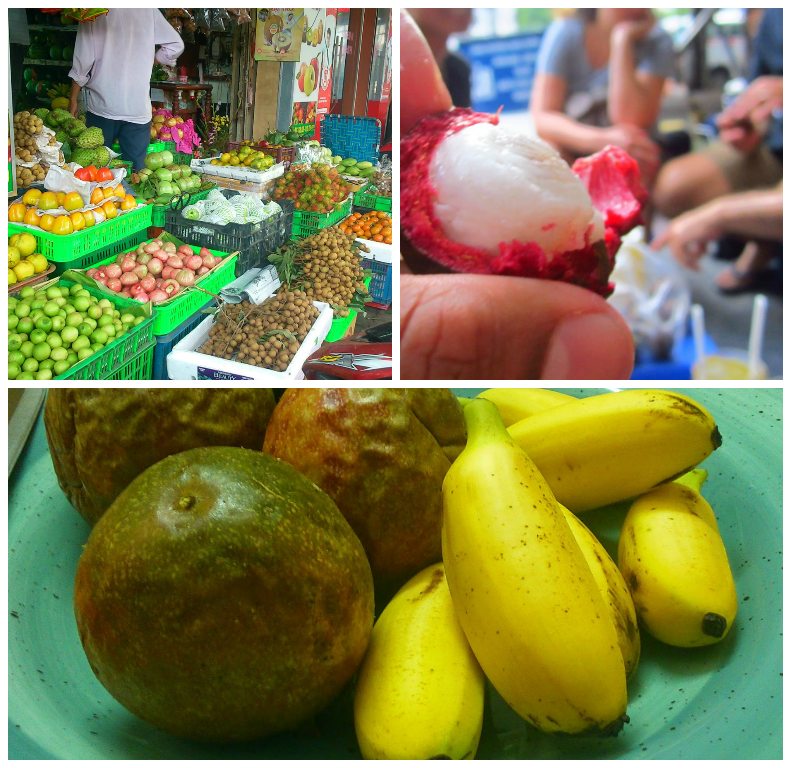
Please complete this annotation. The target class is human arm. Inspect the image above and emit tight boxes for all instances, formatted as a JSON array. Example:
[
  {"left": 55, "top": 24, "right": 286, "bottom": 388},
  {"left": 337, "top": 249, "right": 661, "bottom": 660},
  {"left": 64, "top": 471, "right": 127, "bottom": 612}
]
[
  {"left": 152, "top": 10, "right": 185, "bottom": 66},
  {"left": 69, "top": 82, "right": 81, "bottom": 118},
  {"left": 716, "top": 76, "right": 783, "bottom": 153}
]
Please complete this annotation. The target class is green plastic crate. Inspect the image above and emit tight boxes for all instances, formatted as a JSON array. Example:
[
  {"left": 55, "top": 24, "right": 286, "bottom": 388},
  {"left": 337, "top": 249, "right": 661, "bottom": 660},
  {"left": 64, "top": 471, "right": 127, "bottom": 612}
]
[
  {"left": 291, "top": 197, "right": 352, "bottom": 238},
  {"left": 326, "top": 308, "right": 358, "bottom": 342},
  {"left": 52, "top": 280, "right": 155, "bottom": 381},
  {"left": 8, "top": 204, "right": 153, "bottom": 263},
  {"left": 147, "top": 141, "right": 167, "bottom": 153},
  {"left": 50, "top": 230, "right": 150, "bottom": 276},
  {"left": 173, "top": 151, "right": 195, "bottom": 165},
  {"left": 102, "top": 342, "right": 155, "bottom": 380},
  {"left": 354, "top": 186, "right": 392, "bottom": 213},
  {"left": 151, "top": 185, "right": 215, "bottom": 228},
  {"left": 93, "top": 242, "right": 237, "bottom": 336}
]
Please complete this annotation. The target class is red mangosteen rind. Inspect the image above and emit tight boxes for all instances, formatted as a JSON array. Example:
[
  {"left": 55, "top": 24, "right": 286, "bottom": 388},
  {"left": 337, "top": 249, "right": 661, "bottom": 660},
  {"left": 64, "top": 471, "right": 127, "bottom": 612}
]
[{"left": 401, "top": 109, "right": 648, "bottom": 298}]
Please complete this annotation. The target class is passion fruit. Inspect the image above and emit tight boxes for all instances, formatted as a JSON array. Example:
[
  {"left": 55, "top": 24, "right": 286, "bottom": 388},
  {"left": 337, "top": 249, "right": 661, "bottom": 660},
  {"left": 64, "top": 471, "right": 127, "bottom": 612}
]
[{"left": 74, "top": 446, "right": 374, "bottom": 742}]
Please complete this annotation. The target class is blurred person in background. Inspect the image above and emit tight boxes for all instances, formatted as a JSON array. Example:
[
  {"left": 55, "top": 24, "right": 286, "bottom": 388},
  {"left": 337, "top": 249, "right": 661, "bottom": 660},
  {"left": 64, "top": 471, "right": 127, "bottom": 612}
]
[
  {"left": 408, "top": 8, "right": 473, "bottom": 108},
  {"left": 653, "top": 8, "right": 782, "bottom": 292},
  {"left": 530, "top": 9, "right": 674, "bottom": 186},
  {"left": 9, "top": 9, "right": 30, "bottom": 109}
]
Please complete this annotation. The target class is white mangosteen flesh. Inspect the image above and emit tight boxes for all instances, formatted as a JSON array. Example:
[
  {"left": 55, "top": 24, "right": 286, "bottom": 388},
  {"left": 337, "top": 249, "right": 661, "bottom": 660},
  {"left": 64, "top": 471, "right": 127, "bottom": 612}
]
[{"left": 429, "top": 123, "right": 604, "bottom": 258}]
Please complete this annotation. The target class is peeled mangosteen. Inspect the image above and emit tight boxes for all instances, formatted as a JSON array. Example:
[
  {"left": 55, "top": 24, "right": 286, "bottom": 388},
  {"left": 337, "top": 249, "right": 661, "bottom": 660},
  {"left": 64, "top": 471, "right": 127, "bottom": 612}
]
[
  {"left": 401, "top": 108, "right": 647, "bottom": 296},
  {"left": 44, "top": 388, "right": 277, "bottom": 526},
  {"left": 262, "top": 388, "right": 467, "bottom": 589},
  {"left": 74, "top": 446, "right": 374, "bottom": 743}
]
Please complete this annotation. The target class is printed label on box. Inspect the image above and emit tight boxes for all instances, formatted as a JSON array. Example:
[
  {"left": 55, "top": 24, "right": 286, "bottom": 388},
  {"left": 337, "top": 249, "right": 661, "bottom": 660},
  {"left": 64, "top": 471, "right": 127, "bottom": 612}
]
[{"left": 197, "top": 367, "right": 254, "bottom": 381}]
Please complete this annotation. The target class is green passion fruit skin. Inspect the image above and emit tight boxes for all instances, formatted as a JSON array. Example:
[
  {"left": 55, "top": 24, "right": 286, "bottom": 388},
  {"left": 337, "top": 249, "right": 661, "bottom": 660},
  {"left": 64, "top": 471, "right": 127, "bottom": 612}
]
[{"left": 74, "top": 446, "right": 375, "bottom": 743}]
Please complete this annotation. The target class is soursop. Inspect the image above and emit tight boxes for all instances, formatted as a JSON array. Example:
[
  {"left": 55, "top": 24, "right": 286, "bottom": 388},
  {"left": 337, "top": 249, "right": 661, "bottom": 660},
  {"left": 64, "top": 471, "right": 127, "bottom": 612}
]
[
  {"left": 34, "top": 108, "right": 50, "bottom": 121},
  {"left": 54, "top": 129, "right": 69, "bottom": 145},
  {"left": 92, "top": 146, "right": 111, "bottom": 168},
  {"left": 71, "top": 147, "right": 95, "bottom": 167},
  {"left": 51, "top": 108, "right": 72, "bottom": 126},
  {"left": 77, "top": 126, "right": 104, "bottom": 149},
  {"left": 67, "top": 120, "right": 85, "bottom": 138}
]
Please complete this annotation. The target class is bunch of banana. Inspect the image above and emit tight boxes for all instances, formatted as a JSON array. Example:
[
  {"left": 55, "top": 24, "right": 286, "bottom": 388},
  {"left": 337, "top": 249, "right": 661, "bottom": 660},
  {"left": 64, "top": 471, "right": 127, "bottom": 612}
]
[
  {"left": 476, "top": 388, "right": 576, "bottom": 426},
  {"left": 47, "top": 82, "right": 71, "bottom": 100},
  {"left": 560, "top": 504, "right": 640, "bottom": 679},
  {"left": 354, "top": 563, "right": 485, "bottom": 759},
  {"left": 619, "top": 469, "right": 738, "bottom": 647},
  {"left": 442, "top": 398, "right": 629, "bottom": 736},
  {"left": 506, "top": 389, "right": 722, "bottom": 513}
]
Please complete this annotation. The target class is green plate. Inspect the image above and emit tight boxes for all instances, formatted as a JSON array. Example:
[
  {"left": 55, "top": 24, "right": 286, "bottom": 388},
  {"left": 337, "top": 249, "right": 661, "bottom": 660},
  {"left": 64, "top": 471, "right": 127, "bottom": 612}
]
[{"left": 8, "top": 388, "right": 782, "bottom": 758}]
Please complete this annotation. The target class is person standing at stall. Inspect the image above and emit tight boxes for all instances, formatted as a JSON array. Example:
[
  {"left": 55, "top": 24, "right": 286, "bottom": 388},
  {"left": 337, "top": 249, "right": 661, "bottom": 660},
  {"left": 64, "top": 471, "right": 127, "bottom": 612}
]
[{"left": 68, "top": 8, "right": 184, "bottom": 172}]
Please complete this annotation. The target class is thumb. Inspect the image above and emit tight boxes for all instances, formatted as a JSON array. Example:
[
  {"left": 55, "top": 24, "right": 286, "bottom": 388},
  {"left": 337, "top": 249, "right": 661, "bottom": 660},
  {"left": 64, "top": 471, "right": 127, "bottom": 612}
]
[
  {"left": 650, "top": 228, "right": 669, "bottom": 251},
  {"left": 401, "top": 273, "right": 634, "bottom": 380}
]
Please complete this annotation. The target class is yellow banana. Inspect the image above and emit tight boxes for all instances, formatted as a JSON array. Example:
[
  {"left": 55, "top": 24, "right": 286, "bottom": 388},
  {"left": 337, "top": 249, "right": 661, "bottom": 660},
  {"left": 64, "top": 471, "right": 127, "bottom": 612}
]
[
  {"left": 507, "top": 389, "right": 722, "bottom": 513},
  {"left": 618, "top": 469, "right": 738, "bottom": 647},
  {"left": 477, "top": 388, "right": 577, "bottom": 427},
  {"left": 354, "top": 563, "right": 485, "bottom": 759},
  {"left": 442, "top": 398, "right": 628, "bottom": 736},
  {"left": 559, "top": 504, "right": 640, "bottom": 679}
]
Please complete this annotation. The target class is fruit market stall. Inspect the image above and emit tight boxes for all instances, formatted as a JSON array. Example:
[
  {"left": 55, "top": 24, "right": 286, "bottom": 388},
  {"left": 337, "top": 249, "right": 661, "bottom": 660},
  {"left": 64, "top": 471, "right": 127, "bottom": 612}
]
[{"left": 8, "top": 8, "right": 393, "bottom": 381}]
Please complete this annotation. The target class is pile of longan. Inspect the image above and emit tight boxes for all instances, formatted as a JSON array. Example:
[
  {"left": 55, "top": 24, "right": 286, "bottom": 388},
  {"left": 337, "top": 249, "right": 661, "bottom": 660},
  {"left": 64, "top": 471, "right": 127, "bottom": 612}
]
[
  {"left": 198, "top": 290, "right": 319, "bottom": 372},
  {"left": 295, "top": 226, "right": 368, "bottom": 317}
]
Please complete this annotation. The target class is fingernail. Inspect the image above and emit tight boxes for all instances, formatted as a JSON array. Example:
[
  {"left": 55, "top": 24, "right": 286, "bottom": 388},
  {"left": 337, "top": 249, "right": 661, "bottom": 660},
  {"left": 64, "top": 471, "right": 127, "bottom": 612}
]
[{"left": 542, "top": 313, "right": 631, "bottom": 380}]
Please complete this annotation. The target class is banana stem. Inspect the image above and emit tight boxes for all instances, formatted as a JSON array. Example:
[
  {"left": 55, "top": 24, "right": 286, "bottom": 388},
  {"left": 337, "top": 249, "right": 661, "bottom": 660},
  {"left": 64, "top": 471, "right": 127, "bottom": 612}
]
[
  {"left": 462, "top": 398, "right": 512, "bottom": 447},
  {"left": 674, "top": 468, "right": 708, "bottom": 493}
]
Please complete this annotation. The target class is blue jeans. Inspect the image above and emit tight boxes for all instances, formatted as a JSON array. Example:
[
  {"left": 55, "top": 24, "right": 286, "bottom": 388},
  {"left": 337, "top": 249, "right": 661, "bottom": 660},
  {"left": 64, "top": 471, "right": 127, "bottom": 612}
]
[{"left": 86, "top": 112, "right": 151, "bottom": 172}]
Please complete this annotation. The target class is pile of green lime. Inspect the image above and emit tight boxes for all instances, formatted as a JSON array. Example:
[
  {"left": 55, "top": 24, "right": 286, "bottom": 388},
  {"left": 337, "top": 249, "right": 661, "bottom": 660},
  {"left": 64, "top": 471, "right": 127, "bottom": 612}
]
[{"left": 8, "top": 283, "right": 145, "bottom": 380}]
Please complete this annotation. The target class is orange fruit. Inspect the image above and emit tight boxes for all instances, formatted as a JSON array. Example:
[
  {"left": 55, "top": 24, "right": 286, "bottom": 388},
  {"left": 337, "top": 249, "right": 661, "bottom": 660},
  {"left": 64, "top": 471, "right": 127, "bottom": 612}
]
[
  {"left": 38, "top": 214, "right": 55, "bottom": 232},
  {"left": 37, "top": 191, "right": 58, "bottom": 210},
  {"left": 120, "top": 195, "right": 136, "bottom": 211},
  {"left": 384, "top": 235, "right": 391, "bottom": 245},
  {"left": 23, "top": 208, "right": 41, "bottom": 227},
  {"left": 63, "top": 192, "right": 83, "bottom": 212},
  {"left": 51, "top": 215, "right": 74, "bottom": 236},
  {"left": 83, "top": 210, "right": 95, "bottom": 228},
  {"left": 103, "top": 186, "right": 115, "bottom": 200},
  {"left": 90, "top": 188, "right": 105, "bottom": 206},
  {"left": 22, "top": 189, "right": 41, "bottom": 206},
  {"left": 91, "top": 207, "right": 105, "bottom": 226},
  {"left": 70, "top": 211, "right": 85, "bottom": 231},
  {"left": 373, "top": 234, "right": 384, "bottom": 242},
  {"left": 114, "top": 184, "right": 125, "bottom": 198},
  {"left": 101, "top": 200, "right": 117, "bottom": 219},
  {"left": 56, "top": 192, "right": 66, "bottom": 207},
  {"left": 382, "top": 227, "right": 392, "bottom": 237},
  {"left": 8, "top": 203, "right": 28, "bottom": 223}
]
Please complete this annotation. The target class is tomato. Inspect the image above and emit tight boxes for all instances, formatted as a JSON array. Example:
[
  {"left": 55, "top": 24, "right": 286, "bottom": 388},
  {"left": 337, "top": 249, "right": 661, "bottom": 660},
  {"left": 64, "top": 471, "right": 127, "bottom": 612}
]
[
  {"left": 84, "top": 166, "right": 98, "bottom": 182},
  {"left": 38, "top": 214, "right": 55, "bottom": 232},
  {"left": 96, "top": 168, "right": 113, "bottom": 183},
  {"left": 63, "top": 192, "right": 83, "bottom": 212},
  {"left": 37, "top": 191, "right": 58, "bottom": 210},
  {"left": 74, "top": 168, "right": 93, "bottom": 182},
  {"left": 70, "top": 211, "right": 85, "bottom": 231}
]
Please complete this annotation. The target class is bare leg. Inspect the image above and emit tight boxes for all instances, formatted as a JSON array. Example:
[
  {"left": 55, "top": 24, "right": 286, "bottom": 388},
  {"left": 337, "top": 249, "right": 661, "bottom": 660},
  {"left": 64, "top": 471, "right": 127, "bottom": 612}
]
[
  {"left": 715, "top": 241, "right": 776, "bottom": 291},
  {"left": 653, "top": 152, "right": 733, "bottom": 218}
]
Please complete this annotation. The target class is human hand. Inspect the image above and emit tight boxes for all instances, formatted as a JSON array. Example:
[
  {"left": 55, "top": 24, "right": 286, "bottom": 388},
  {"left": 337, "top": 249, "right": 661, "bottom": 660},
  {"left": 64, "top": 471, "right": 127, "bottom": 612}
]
[
  {"left": 612, "top": 13, "right": 655, "bottom": 45},
  {"left": 68, "top": 100, "right": 79, "bottom": 118},
  {"left": 601, "top": 124, "right": 660, "bottom": 182},
  {"left": 650, "top": 202, "right": 724, "bottom": 270},
  {"left": 717, "top": 76, "right": 782, "bottom": 153},
  {"left": 400, "top": 10, "right": 635, "bottom": 380}
]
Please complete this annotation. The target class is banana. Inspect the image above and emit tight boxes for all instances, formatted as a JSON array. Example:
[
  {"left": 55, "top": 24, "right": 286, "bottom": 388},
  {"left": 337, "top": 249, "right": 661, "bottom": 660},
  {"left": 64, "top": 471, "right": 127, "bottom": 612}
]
[
  {"left": 477, "top": 388, "right": 577, "bottom": 427},
  {"left": 507, "top": 389, "right": 722, "bottom": 513},
  {"left": 618, "top": 469, "right": 738, "bottom": 647},
  {"left": 354, "top": 563, "right": 485, "bottom": 759},
  {"left": 559, "top": 504, "right": 640, "bottom": 679},
  {"left": 442, "top": 398, "right": 628, "bottom": 736}
]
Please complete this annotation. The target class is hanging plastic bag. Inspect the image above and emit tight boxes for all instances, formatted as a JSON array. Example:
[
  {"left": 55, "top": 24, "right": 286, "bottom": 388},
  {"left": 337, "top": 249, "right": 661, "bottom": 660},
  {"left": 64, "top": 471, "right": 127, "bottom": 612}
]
[
  {"left": 195, "top": 8, "right": 210, "bottom": 33},
  {"left": 209, "top": 10, "right": 225, "bottom": 33}
]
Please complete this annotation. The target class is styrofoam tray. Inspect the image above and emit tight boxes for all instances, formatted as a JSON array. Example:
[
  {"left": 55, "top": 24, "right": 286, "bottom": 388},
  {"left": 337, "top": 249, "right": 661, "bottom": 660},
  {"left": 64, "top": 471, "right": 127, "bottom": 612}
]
[
  {"left": 190, "top": 158, "right": 284, "bottom": 183},
  {"left": 355, "top": 237, "right": 392, "bottom": 264}
]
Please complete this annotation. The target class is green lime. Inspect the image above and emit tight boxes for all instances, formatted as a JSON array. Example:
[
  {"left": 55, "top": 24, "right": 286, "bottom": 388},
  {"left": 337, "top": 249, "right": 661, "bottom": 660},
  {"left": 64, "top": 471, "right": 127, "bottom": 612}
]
[
  {"left": 35, "top": 316, "right": 53, "bottom": 333},
  {"left": 87, "top": 304, "right": 103, "bottom": 320},
  {"left": 19, "top": 341, "right": 34, "bottom": 359},
  {"left": 30, "top": 300, "right": 46, "bottom": 311},
  {"left": 120, "top": 313, "right": 135, "bottom": 325},
  {"left": 17, "top": 317, "right": 34, "bottom": 334},
  {"left": 8, "top": 350, "right": 24, "bottom": 366},
  {"left": 46, "top": 286, "right": 63, "bottom": 300},
  {"left": 32, "top": 342, "right": 51, "bottom": 361},
  {"left": 50, "top": 347, "right": 68, "bottom": 362},
  {"left": 16, "top": 372, "right": 35, "bottom": 380},
  {"left": 77, "top": 347, "right": 94, "bottom": 361},
  {"left": 103, "top": 324, "right": 117, "bottom": 338},
  {"left": 76, "top": 289, "right": 91, "bottom": 299},
  {"left": 43, "top": 300, "right": 60, "bottom": 317},
  {"left": 35, "top": 368, "right": 53, "bottom": 380},
  {"left": 73, "top": 296, "right": 91, "bottom": 313},
  {"left": 14, "top": 303, "right": 31, "bottom": 319},
  {"left": 66, "top": 312, "right": 83, "bottom": 328},
  {"left": 71, "top": 335, "right": 91, "bottom": 352},
  {"left": 66, "top": 352, "right": 78, "bottom": 365},
  {"left": 8, "top": 314, "right": 19, "bottom": 331},
  {"left": 60, "top": 326, "right": 79, "bottom": 345},
  {"left": 98, "top": 299, "right": 112, "bottom": 309},
  {"left": 97, "top": 314, "right": 114, "bottom": 328},
  {"left": 8, "top": 334, "right": 22, "bottom": 352},
  {"left": 46, "top": 333, "right": 63, "bottom": 349},
  {"left": 69, "top": 284, "right": 83, "bottom": 296},
  {"left": 55, "top": 296, "right": 67, "bottom": 307},
  {"left": 8, "top": 363, "right": 21, "bottom": 379},
  {"left": 21, "top": 357, "right": 39, "bottom": 373},
  {"left": 77, "top": 322, "right": 93, "bottom": 337},
  {"left": 85, "top": 317, "right": 97, "bottom": 331},
  {"left": 90, "top": 342, "right": 104, "bottom": 353},
  {"left": 134, "top": 316, "right": 145, "bottom": 326},
  {"left": 53, "top": 359, "right": 71, "bottom": 376},
  {"left": 29, "top": 310, "right": 45, "bottom": 323},
  {"left": 19, "top": 286, "right": 35, "bottom": 299},
  {"left": 38, "top": 358, "right": 55, "bottom": 372},
  {"left": 51, "top": 316, "right": 66, "bottom": 332},
  {"left": 90, "top": 329, "right": 108, "bottom": 345},
  {"left": 29, "top": 329, "right": 47, "bottom": 345},
  {"left": 34, "top": 290, "right": 47, "bottom": 301}
]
